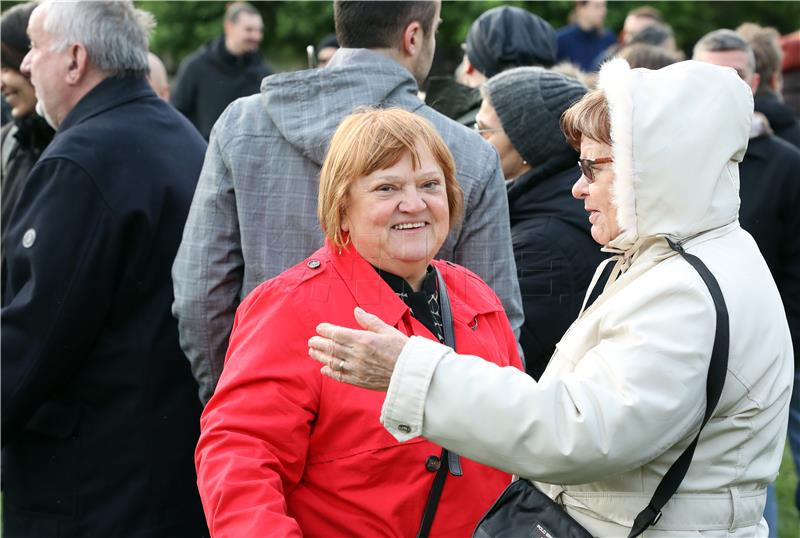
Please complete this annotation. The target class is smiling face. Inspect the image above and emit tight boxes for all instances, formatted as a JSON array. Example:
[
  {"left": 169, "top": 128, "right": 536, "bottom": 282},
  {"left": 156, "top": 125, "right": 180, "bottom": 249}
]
[
  {"left": 0, "top": 66, "right": 36, "bottom": 118},
  {"left": 342, "top": 144, "right": 450, "bottom": 287},
  {"left": 572, "top": 137, "right": 620, "bottom": 245}
]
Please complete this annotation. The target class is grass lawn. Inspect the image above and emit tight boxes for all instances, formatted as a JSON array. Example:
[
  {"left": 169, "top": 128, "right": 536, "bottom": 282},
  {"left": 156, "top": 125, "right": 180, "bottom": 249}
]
[{"left": 776, "top": 443, "right": 799, "bottom": 538}]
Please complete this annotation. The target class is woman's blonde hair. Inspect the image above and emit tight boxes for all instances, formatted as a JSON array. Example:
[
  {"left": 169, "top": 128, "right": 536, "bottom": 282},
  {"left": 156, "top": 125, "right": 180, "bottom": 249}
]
[
  {"left": 318, "top": 108, "right": 463, "bottom": 249},
  {"left": 560, "top": 88, "right": 612, "bottom": 151}
]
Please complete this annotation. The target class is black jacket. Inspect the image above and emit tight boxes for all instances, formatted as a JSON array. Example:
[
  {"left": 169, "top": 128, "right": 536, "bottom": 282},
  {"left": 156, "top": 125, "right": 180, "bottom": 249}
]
[
  {"left": 171, "top": 37, "right": 272, "bottom": 139},
  {"left": 755, "top": 91, "right": 800, "bottom": 149},
  {"left": 1, "top": 115, "right": 53, "bottom": 290},
  {"left": 508, "top": 159, "right": 607, "bottom": 379},
  {"left": 1, "top": 76, "right": 209, "bottom": 537},
  {"left": 424, "top": 76, "right": 481, "bottom": 128},
  {"left": 739, "top": 133, "right": 800, "bottom": 370}
]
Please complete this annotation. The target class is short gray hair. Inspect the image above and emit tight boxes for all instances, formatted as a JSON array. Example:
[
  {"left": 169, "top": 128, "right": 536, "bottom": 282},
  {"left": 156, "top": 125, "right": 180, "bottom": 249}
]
[
  {"left": 693, "top": 29, "right": 756, "bottom": 75},
  {"left": 42, "top": 0, "right": 155, "bottom": 77}
]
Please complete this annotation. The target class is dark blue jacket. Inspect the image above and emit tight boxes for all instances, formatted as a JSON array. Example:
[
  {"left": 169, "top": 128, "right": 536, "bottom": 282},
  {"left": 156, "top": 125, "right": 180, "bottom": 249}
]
[
  {"left": 508, "top": 160, "right": 607, "bottom": 379},
  {"left": 556, "top": 24, "right": 616, "bottom": 72},
  {"left": 1, "top": 76, "right": 208, "bottom": 537}
]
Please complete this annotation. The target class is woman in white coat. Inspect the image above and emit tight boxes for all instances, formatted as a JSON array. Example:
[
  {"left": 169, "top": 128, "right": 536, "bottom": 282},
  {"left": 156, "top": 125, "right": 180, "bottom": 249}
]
[{"left": 308, "top": 59, "right": 793, "bottom": 536}]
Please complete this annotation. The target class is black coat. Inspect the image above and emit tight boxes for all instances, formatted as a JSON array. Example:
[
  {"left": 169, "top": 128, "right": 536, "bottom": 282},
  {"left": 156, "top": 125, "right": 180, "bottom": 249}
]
[
  {"left": 1, "top": 115, "right": 54, "bottom": 294},
  {"left": 171, "top": 37, "right": 273, "bottom": 139},
  {"left": 424, "top": 76, "right": 481, "bottom": 128},
  {"left": 755, "top": 91, "right": 800, "bottom": 149},
  {"left": 1, "top": 76, "right": 209, "bottom": 537},
  {"left": 508, "top": 161, "right": 608, "bottom": 379},
  {"left": 739, "top": 133, "right": 800, "bottom": 370}
]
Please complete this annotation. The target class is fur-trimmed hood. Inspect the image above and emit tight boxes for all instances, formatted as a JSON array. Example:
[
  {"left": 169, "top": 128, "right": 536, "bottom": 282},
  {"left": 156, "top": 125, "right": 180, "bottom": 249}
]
[{"left": 598, "top": 59, "right": 753, "bottom": 253}]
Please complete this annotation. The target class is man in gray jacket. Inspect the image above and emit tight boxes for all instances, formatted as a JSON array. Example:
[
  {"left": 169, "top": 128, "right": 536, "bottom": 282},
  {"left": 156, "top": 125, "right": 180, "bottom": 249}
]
[{"left": 172, "top": 0, "right": 523, "bottom": 404}]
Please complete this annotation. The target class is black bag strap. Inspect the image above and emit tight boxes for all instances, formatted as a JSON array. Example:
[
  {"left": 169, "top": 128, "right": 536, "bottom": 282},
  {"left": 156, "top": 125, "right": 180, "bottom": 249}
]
[
  {"left": 417, "top": 267, "right": 460, "bottom": 538},
  {"left": 628, "top": 238, "right": 730, "bottom": 537}
]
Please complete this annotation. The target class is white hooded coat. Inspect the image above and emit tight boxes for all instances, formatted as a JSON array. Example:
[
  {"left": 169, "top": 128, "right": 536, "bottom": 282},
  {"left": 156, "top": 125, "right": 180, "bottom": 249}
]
[{"left": 380, "top": 60, "right": 793, "bottom": 536}]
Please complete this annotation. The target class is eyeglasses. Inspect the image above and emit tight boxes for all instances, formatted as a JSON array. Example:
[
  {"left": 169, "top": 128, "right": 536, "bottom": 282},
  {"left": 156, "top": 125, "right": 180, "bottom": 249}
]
[
  {"left": 578, "top": 157, "right": 614, "bottom": 183},
  {"left": 473, "top": 123, "right": 503, "bottom": 136}
]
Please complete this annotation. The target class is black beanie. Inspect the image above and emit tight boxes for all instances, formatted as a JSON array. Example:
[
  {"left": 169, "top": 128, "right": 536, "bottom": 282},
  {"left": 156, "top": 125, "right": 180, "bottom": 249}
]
[
  {"left": 485, "top": 67, "right": 587, "bottom": 166},
  {"left": 1, "top": 2, "right": 37, "bottom": 72},
  {"left": 465, "top": 6, "right": 557, "bottom": 79}
]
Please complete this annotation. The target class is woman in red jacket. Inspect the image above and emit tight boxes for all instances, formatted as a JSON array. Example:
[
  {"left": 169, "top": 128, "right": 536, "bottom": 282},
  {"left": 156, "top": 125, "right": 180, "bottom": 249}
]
[{"left": 195, "top": 108, "right": 522, "bottom": 537}]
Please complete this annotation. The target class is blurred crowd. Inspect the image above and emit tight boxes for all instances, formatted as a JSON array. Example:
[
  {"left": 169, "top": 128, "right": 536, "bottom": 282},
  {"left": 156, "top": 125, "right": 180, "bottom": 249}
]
[{"left": 1, "top": 1, "right": 798, "bottom": 537}]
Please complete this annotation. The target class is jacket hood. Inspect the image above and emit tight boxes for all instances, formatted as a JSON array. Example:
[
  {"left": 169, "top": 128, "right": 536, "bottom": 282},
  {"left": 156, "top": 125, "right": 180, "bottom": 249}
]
[
  {"left": 599, "top": 59, "right": 753, "bottom": 252},
  {"left": 259, "top": 48, "right": 423, "bottom": 166}
]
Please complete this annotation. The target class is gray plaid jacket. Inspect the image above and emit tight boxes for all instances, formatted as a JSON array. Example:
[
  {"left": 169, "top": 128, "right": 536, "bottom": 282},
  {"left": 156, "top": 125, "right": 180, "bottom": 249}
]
[{"left": 172, "top": 49, "right": 523, "bottom": 403}]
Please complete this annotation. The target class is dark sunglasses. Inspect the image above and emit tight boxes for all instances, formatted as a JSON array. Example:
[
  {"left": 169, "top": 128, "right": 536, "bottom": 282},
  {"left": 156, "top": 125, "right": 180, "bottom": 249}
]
[{"left": 578, "top": 157, "right": 614, "bottom": 183}]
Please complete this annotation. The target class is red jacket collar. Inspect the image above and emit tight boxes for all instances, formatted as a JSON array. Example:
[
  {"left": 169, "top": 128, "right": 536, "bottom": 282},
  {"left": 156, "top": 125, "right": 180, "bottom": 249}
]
[{"left": 322, "top": 239, "right": 410, "bottom": 329}]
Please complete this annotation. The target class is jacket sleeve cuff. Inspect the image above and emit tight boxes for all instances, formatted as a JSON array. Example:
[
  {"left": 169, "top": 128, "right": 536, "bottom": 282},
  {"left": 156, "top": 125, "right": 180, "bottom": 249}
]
[{"left": 380, "top": 336, "right": 452, "bottom": 442}]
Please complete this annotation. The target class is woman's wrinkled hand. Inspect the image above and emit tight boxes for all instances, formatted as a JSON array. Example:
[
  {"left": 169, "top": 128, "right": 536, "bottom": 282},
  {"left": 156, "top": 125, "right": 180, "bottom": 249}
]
[{"left": 308, "top": 307, "right": 409, "bottom": 391}]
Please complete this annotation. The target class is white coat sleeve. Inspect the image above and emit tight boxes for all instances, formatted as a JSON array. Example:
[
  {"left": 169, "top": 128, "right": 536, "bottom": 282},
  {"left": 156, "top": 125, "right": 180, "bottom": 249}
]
[{"left": 381, "top": 276, "right": 716, "bottom": 484}]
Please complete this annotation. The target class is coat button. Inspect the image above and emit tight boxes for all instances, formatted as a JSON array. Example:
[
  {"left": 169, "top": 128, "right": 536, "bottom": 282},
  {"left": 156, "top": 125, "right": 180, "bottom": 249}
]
[
  {"left": 425, "top": 455, "right": 441, "bottom": 472},
  {"left": 398, "top": 424, "right": 411, "bottom": 434},
  {"left": 307, "top": 259, "right": 321, "bottom": 269},
  {"left": 22, "top": 228, "right": 36, "bottom": 248}
]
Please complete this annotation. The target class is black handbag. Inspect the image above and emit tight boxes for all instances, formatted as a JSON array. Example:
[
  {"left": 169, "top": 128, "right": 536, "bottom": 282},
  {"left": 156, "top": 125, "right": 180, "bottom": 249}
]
[{"left": 474, "top": 239, "right": 730, "bottom": 538}]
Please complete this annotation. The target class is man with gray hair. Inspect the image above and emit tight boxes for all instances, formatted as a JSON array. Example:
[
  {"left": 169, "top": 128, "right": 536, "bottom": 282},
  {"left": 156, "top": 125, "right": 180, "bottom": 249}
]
[
  {"left": 738, "top": 23, "right": 800, "bottom": 148},
  {"left": 695, "top": 28, "right": 800, "bottom": 538},
  {"left": 1, "top": 1, "right": 208, "bottom": 535}
]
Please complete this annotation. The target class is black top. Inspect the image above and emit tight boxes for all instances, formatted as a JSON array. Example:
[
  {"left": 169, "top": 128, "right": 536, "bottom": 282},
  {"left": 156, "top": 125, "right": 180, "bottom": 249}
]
[
  {"left": 425, "top": 76, "right": 481, "bottom": 128},
  {"left": 1, "top": 114, "right": 53, "bottom": 292},
  {"left": 1, "top": 76, "right": 208, "bottom": 536},
  {"left": 754, "top": 91, "right": 800, "bottom": 149},
  {"left": 375, "top": 265, "right": 445, "bottom": 344},
  {"left": 507, "top": 159, "right": 607, "bottom": 379},
  {"left": 171, "top": 36, "right": 273, "bottom": 139},
  {"left": 739, "top": 133, "right": 800, "bottom": 369}
]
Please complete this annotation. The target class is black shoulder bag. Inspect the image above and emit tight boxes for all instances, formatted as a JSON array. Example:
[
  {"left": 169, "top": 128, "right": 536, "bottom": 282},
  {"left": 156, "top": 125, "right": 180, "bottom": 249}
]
[
  {"left": 416, "top": 268, "right": 463, "bottom": 538},
  {"left": 474, "top": 239, "right": 730, "bottom": 538}
]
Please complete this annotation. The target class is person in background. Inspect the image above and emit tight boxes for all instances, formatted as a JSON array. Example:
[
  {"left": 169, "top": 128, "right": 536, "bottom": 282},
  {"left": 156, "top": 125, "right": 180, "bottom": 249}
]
[
  {"left": 695, "top": 29, "right": 800, "bottom": 537},
  {"left": 316, "top": 33, "right": 339, "bottom": 67},
  {"left": 615, "top": 42, "right": 681, "bottom": 70},
  {"left": 2, "top": 1, "right": 208, "bottom": 535},
  {"left": 618, "top": 5, "right": 663, "bottom": 45},
  {"left": 1, "top": 2, "right": 54, "bottom": 278},
  {"left": 556, "top": 0, "right": 616, "bottom": 71},
  {"left": 172, "top": 0, "right": 523, "bottom": 405},
  {"left": 476, "top": 67, "right": 605, "bottom": 379},
  {"left": 147, "top": 51, "right": 170, "bottom": 101},
  {"left": 781, "top": 31, "right": 800, "bottom": 117},
  {"left": 195, "top": 107, "right": 521, "bottom": 537},
  {"left": 738, "top": 23, "right": 800, "bottom": 148},
  {"left": 310, "top": 59, "right": 793, "bottom": 538},
  {"left": 426, "top": 6, "right": 557, "bottom": 127},
  {"left": 592, "top": 7, "right": 680, "bottom": 71},
  {"left": 170, "top": 1, "right": 271, "bottom": 139}
]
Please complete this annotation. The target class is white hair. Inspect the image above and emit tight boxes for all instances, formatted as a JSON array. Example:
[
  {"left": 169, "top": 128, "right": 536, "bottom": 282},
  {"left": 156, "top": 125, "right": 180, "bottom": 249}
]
[{"left": 41, "top": 0, "right": 155, "bottom": 77}]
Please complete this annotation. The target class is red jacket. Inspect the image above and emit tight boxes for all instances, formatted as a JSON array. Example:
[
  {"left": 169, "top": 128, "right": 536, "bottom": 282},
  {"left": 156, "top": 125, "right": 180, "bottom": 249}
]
[{"left": 196, "top": 242, "right": 522, "bottom": 537}]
